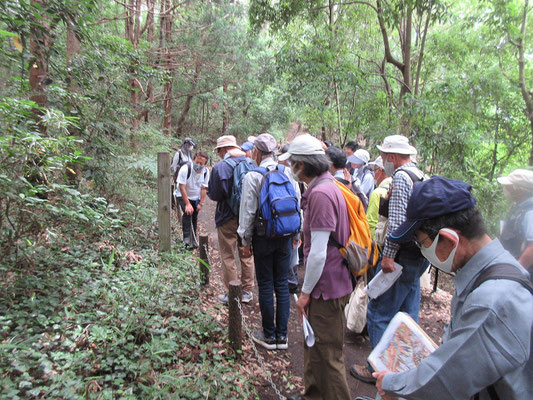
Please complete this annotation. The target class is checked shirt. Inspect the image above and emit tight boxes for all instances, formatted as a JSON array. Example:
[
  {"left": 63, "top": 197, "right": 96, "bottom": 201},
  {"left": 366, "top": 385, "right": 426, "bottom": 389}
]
[{"left": 382, "top": 162, "right": 420, "bottom": 259}]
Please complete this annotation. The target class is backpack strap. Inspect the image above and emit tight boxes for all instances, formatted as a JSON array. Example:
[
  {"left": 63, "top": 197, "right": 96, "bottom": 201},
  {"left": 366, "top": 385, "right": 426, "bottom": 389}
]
[
  {"left": 469, "top": 263, "right": 532, "bottom": 400},
  {"left": 395, "top": 167, "right": 423, "bottom": 185},
  {"left": 224, "top": 157, "right": 238, "bottom": 169},
  {"left": 470, "top": 263, "right": 533, "bottom": 294},
  {"left": 186, "top": 161, "right": 192, "bottom": 180}
]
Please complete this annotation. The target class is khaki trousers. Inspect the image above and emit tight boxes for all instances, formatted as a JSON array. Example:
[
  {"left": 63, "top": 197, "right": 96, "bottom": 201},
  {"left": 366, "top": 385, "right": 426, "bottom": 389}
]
[
  {"left": 216, "top": 217, "right": 255, "bottom": 293},
  {"left": 303, "top": 294, "right": 351, "bottom": 400}
]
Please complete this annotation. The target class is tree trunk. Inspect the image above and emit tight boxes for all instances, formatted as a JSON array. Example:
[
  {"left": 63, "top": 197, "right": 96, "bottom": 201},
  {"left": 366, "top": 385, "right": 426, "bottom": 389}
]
[
  {"left": 221, "top": 82, "right": 229, "bottom": 133},
  {"left": 176, "top": 60, "right": 202, "bottom": 137},
  {"left": 516, "top": 0, "right": 533, "bottom": 165},
  {"left": 29, "top": 0, "right": 49, "bottom": 115},
  {"left": 160, "top": 0, "right": 173, "bottom": 135}
]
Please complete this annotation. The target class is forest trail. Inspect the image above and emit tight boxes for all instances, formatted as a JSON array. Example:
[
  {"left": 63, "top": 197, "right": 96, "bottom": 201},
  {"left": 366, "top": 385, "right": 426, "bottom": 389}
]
[
  {"left": 194, "top": 193, "right": 378, "bottom": 399},
  {"left": 189, "top": 139, "right": 451, "bottom": 399}
]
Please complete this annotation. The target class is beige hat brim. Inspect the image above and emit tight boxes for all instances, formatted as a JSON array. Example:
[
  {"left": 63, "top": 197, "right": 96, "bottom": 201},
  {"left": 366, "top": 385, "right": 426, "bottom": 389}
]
[
  {"left": 376, "top": 144, "right": 416, "bottom": 155},
  {"left": 497, "top": 176, "right": 513, "bottom": 185}
]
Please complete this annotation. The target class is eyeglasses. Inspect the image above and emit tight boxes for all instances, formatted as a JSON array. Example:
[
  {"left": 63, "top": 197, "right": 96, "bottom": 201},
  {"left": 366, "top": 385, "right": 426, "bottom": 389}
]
[{"left": 414, "top": 235, "right": 430, "bottom": 249}]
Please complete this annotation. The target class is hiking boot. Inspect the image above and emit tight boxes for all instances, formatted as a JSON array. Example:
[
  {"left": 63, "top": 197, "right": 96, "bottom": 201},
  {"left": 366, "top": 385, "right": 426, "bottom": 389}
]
[
  {"left": 350, "top": 364, "right": 376, "bottom": 384},
  {"left": 252, "top": 330, "right": 277, "bottom": 350},
  {"left": 276, "top": 335, "right": 288, "bottom": 350},
  {"left": 241, "top": 292, "right": 253, "bottom": 303},
  {"left": 217, "top": 293, "right": 228, "bottom": 304},
  {"left": 183, "top": 236, "right": 191, "bottom": 245}
]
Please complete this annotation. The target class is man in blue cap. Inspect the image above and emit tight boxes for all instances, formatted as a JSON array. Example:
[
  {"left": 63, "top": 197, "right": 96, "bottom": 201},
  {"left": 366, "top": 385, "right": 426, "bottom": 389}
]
[{"left": 371, "top": 176, "right": 532, "bottom": 400}]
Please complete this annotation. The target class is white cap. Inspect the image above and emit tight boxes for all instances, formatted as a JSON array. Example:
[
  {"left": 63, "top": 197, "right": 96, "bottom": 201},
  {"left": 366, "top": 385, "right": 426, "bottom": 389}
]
[
  {"left": 348, "top": 149, "right": 370, "bottom": 165},
  {"left": 497, "top": 169, "right": 533, "bottom": 190},
  {"left": 377, "top": 135, "right": 417, "bottom": 155},
  {"left": 372, "top": 156, "right": 384, "bottom": 170},
  {"left": 247, "top": 135, "right": 256, "bottom": 143},
  {"left": 278, "top": 134, "right": 325, "bottom": 161}
]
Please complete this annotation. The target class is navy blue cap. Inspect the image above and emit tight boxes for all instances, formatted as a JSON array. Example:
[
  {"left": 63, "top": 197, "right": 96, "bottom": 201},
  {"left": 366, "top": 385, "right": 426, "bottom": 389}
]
[
  {"left": 241, "top": 141, "right": 254, "bottom": 151},
  {"left": 389, "top": 176, "right": 476, "bottom": 243}
]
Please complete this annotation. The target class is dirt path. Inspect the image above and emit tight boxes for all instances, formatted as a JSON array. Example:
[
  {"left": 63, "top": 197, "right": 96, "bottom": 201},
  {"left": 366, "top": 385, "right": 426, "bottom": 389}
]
[{"left": 194, "top": 178, "right": 451, "bottom": 399}]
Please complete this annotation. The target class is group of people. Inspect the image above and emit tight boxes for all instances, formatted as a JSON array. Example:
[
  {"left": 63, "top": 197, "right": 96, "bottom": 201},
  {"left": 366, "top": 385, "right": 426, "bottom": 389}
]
[{"left": 171, "top": 133, "right": 532, "bottom": 400}]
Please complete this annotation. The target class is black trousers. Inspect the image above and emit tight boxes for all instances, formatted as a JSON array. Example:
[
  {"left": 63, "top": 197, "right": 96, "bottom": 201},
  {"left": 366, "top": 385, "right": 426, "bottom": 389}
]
[{"left": 177, "top": 197, "right": 199, "bottom": 240}]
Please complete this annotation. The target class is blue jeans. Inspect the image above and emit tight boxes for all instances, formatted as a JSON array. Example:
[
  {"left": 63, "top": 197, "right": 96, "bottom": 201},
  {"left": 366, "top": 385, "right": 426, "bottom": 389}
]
[
  {"left": 252, "top": 235, "right": 292, "bottom": 339},
  {"left": 366, "top": 249, "right": 430, "bottom": 349},
  {"left": 288, "top": 245, "right": 299, "bottom": 287}
]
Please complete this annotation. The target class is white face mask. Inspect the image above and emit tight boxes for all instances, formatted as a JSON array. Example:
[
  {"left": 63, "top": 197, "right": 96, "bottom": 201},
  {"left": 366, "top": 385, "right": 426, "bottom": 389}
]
[
  {"left": 291, "top": 164, "right": 302, "bottom": 182},
  {"left": 383, "top": 157, "right": 395, "bottom": 177},
  {"left": 419, "top": 228, "right": 459, "bottom": 274}
]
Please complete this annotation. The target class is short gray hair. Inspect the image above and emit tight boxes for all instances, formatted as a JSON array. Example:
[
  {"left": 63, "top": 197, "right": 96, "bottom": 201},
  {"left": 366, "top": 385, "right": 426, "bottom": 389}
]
[{"left": 290, "top": 154, "right": 331, "bottom": 177}]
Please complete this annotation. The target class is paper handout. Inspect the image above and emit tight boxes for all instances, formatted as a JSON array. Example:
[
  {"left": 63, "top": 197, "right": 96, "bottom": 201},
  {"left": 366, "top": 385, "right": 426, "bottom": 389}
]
[
  {"left": 293, "top": 294, "right": 315, "bottom": 347},
  {"left": 368, "top": 312, "right": 438, "bottom": 373},
  {"left": 364, "top": 262, "right": 403, "bottom": 299}
]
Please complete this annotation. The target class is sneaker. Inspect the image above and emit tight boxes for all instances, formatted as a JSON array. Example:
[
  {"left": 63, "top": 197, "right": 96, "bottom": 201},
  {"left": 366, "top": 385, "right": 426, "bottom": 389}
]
[
  {"left": 252, "top": 330, "right": 277, "bottom": 350},
  {"left": 241, "top": 292, "right": 253, "bottom": 303},
  {"left": 217, "top": 293, "right": 228, "bottom": 304},
  {"left": 350, "top": 364, "right": 376, "bottom": 384},
  {"left": 183, "top": 236, "right": 191, "bottom": 245},
  {"left": 276, "top": 335, "right": 288, "bottom": 350}
]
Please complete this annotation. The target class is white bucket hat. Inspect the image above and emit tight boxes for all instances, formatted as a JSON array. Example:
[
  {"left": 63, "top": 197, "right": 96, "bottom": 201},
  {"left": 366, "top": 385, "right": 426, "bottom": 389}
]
[
  {"left": 497, "top": 169, "right": 533, "bottom": 190},
  {"left": 377, "top": 135, "right": 417, "bottom": 155},
  {"left": 278, "top": 134, "right": 325, "bottom": 161}
]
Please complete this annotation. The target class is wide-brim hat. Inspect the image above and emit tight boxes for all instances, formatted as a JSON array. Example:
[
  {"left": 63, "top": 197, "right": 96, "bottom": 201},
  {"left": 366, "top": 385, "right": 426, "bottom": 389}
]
[
  {"left": 377, "top": 135, "right": 417, "bottom": 155},
  {"left": 214, "top": 135, "right": 238, "bottom": 150},
  {"left": 278, "top": 134, "right": 325, "bottom": 161},
  {"left": 497, "top": 169, "right": 533, "bottom": 190}
]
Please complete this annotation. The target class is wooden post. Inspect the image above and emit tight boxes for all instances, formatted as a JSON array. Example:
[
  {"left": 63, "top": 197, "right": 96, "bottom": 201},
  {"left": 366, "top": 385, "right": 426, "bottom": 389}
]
[
  {"left": 198, "top": 235, "right": 210, "bottom": 285},
  {"left": 228, "top": 280, "right": 242, "bottom": 355},
  {"left": 157, "top": 152, "right": 171, "bottom": 252}
]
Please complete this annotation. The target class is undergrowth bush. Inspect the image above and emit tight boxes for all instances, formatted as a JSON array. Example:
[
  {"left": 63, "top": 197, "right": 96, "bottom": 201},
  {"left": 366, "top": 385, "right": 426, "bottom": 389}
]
[{"left": 0, "top": 98, "right": 255, "bottom": 399}]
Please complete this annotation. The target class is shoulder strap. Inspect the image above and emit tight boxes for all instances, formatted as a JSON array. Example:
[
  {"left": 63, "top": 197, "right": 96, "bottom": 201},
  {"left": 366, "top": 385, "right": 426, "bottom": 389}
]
[
  {"left": 471, "top": 263, "right": 533, "bottom": 295},
  {"left": 395, "top": 167, "right": 422, "bottom": 184},
  {"left": 224, "top": 157, "right": 238, "bottom": 169},
  {"left": 253, "top": 166, "right": 268, "bottom": 176},
  {"left": 186, "top": 161, "right": 192, "bottom": 180}
]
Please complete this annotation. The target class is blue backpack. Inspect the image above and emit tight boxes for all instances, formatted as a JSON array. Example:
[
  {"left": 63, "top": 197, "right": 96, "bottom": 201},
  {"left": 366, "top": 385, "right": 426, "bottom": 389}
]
[
  {"left": 224, "top": 157, "right": 255, "bottom": 215},
  {"left": 254, "top": 164, "right": 301, "bottom": 238}
]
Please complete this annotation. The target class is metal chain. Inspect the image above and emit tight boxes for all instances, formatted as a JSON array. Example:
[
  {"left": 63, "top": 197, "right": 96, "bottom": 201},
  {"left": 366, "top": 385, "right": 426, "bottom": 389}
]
[{"left": 234, "top": 297, "right": 284, "bottom": 400}]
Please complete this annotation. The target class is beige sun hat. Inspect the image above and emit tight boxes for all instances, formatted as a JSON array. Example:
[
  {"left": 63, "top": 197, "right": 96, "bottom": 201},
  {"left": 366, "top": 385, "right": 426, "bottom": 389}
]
[
  {"left": 278, "top": 134, "right": 325, "bottom": 161},
  {"left": 214, "top": 135, "right": 238, "bottom": 150},
  {"left": 377, "top": 135, "right": 417, "bottom": 155},
  {"left": 497, "top": 169, "right": 533, "bottom": 190}
]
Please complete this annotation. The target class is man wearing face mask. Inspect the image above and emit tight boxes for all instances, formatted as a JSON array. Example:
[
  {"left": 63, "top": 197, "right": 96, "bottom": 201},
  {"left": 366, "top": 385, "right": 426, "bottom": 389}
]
[
  {"left": 498, "top": 169, "right": 533, "bottom": 277},
  {"left": 370, "top": 176, "right": 532, "bottom": 400},
  {"left": 175, "top": 151, "right": 210, "bottom": 247},
  {"left": 351, "top": 135, "right": 428, "bottom": 384}
]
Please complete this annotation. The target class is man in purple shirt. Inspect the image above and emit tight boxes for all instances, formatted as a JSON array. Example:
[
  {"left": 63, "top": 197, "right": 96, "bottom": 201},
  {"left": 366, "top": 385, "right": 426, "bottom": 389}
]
[{"left": 281, "top": 134, "right": 353, "bottom": 400}]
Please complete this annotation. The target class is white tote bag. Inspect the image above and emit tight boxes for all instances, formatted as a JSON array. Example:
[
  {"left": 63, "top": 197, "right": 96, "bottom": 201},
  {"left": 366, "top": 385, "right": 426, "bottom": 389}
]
[{"left": 345, "top": 273, "right": 369, "bottom": 333}]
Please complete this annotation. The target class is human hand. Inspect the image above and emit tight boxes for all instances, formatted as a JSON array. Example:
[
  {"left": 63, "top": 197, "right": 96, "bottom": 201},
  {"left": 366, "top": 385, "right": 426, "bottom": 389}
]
[
  {"left": 185, "top": 204, "right": 194, "bottom": 215},
  {"left": 196, "top": 203, "right": 203, "bottom": 212},
  {"left": 373, "top": 371, "right": 397, "bottom": 400},
  {"left": 293, "top": 239, "right": 302, "bottom": 249},
  {"left": 296, "top": 292, "right": 310, "bottom": 318},
  {"left": 381, "top": 257, "right": 395, "bottom": 273},
  {"left": 240, "top": 245, "right": 252, "bottom": 258}
]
